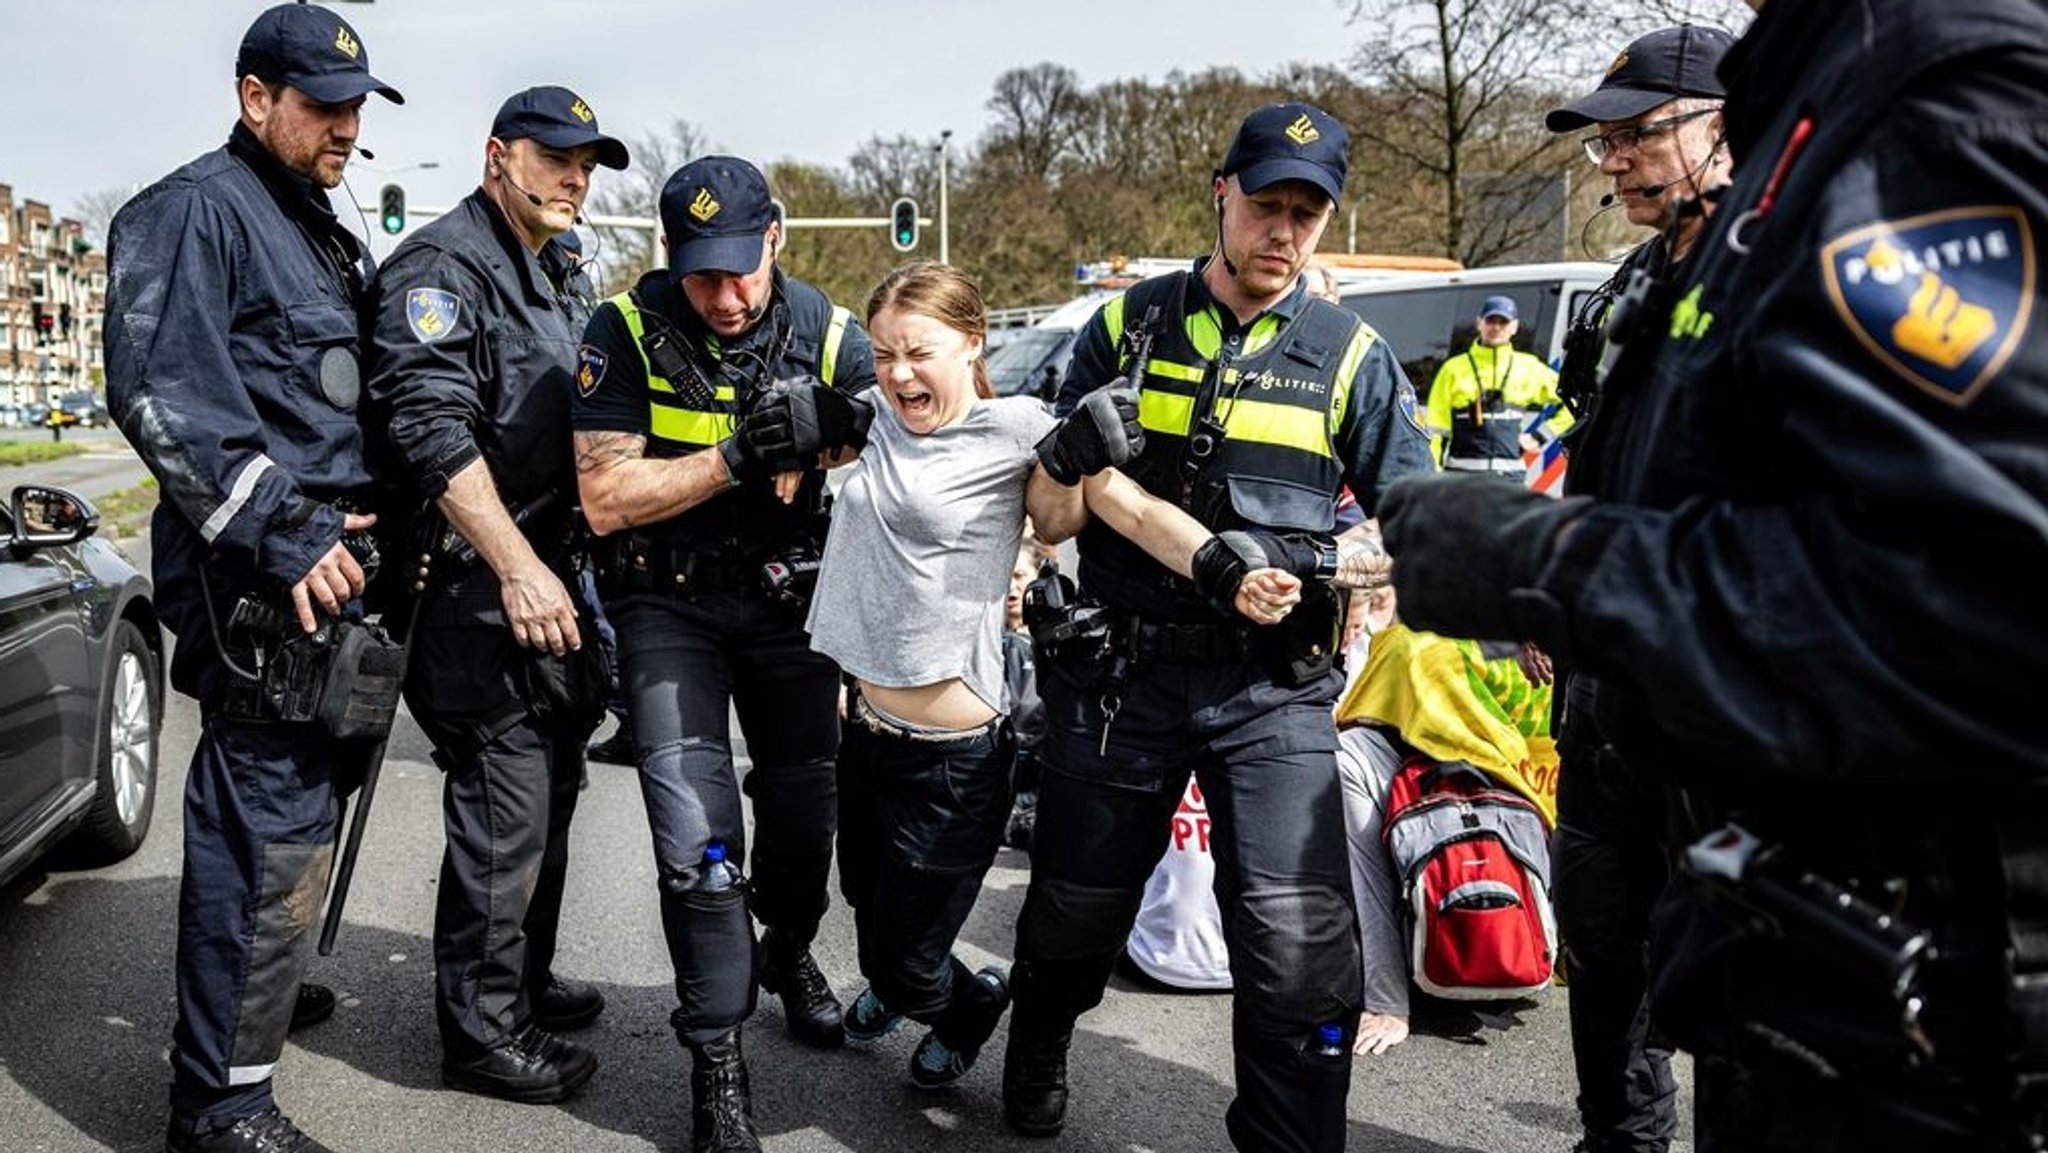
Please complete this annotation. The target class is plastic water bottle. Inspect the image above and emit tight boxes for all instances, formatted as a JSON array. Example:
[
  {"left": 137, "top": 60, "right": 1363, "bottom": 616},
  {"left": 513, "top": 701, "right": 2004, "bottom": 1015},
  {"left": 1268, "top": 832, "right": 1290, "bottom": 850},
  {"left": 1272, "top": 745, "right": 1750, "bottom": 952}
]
[
  {"left": 700, "top": 840, "right": 741, "bottom": 891},
  {"left": 1312, "top": 1022, "right": 1345, "bottom": 1059}
]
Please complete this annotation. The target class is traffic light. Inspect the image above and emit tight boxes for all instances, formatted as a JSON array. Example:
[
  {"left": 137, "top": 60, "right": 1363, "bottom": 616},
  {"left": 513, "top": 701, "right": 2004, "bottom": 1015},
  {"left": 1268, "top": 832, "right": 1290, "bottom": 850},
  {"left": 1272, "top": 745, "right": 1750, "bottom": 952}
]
[
  {"left": 889, "top": 197, "right": 919, "bottom": 252},
  {"left": 379, "top": 184, "right": 406, "bottom": 235}
]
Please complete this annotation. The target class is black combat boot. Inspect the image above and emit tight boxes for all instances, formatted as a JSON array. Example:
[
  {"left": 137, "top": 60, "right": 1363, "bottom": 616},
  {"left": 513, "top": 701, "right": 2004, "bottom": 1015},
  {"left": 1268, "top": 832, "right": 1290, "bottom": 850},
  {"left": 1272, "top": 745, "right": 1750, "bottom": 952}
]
[
  {"left": 1002, "top": 1028, "right": 1072, "bottom": 1138},
  {"left": 689, "top": 1027, "right": 761, "bottom": 1153},
  {"left": 757, "top": 927, "right": 845, "bottom": 1049}
]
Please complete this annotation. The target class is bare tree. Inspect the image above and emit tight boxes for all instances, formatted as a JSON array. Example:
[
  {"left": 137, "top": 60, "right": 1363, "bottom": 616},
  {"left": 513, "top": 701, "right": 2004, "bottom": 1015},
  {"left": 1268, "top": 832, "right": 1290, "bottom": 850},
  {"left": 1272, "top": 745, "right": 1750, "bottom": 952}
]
[
  {"left": 587, "top": 117, "right": 714, "bottom": 285},
  {"left": 983, "top": 63, "right": 1086, "bottom": 183},
  {"left": 1343, "top": 0, "right": 1595, "bottom": 264},
  {"left": 845, "top": 134, "right": 939, "bottom": 206},
  {"left": 68, "top": 186, "right": 136, "bottom": 248}
]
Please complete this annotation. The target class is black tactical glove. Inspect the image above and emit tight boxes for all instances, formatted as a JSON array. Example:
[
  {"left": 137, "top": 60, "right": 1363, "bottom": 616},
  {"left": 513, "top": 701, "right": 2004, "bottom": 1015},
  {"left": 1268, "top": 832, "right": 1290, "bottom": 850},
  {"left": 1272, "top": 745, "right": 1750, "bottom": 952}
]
[
  {"left": 1035, "top": 386, "right": 1144, "bottom": 486},
  {"left": 1378, "top": 475, "right": 1591, "bottom": 642},
  {"left": 1189, "top": 530, "right": 1331, "bottom": 617},
  {"left": 716, "top": 389, "right": 776, "bottom": 485},
  {"left": 746, "top": 376, "right": 874, "bottom": 472}
]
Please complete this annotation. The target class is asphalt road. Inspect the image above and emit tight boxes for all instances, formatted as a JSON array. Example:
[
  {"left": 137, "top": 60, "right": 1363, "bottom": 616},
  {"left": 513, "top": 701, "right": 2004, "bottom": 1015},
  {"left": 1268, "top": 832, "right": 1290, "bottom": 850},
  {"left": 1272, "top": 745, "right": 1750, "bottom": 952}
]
[{"left": 0, "top": 443, "right": 1695, "bottom": 1153}]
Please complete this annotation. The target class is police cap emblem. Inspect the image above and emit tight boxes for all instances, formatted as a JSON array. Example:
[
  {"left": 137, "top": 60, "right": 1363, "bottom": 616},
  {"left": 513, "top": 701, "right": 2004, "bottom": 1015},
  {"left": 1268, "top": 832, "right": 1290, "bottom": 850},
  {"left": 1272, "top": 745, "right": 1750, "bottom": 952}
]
[{"left": 1821, "top": 206, "right": 2035, "bottom": 407}]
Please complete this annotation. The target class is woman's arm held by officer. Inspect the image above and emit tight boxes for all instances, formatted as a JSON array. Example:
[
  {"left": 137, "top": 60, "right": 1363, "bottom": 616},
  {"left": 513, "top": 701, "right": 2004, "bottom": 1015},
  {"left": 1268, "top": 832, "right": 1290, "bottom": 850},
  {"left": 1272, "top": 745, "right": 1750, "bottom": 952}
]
[{"left": 1024, "top": 461, "right": 1087, "bottom": 544}]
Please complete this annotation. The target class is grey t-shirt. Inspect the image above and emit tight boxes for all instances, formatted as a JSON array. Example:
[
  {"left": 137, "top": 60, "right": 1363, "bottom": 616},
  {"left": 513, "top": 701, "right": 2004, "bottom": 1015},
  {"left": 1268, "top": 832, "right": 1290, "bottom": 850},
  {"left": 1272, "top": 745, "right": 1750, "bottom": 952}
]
[{"left": 807, "top": 395, "right": 1055, "bottom": 712}]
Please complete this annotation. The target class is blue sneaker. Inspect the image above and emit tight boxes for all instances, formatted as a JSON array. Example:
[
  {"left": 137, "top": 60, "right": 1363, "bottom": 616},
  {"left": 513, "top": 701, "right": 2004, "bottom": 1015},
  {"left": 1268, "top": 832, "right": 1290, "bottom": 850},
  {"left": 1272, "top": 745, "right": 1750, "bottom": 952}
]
[
  {"left": 908, "top": 967, "right": 1010, "bottom": 1089},
  {"left": 843, "top": 986, "right": 905, "bottom": 1043}
]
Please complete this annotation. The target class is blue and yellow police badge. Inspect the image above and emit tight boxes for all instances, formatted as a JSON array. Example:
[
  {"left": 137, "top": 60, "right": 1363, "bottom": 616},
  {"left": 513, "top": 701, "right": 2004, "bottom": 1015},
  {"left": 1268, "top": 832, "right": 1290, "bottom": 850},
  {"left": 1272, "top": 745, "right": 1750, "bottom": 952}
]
[
  {"left": 1821, "top": 207, "right": 2035, "bottom": 407},
  {"left": 577, "top": 345, "right": 608, "bottom": 397},
  {"left": 405, "top": 288, "right": 462, "bottom": 344}
]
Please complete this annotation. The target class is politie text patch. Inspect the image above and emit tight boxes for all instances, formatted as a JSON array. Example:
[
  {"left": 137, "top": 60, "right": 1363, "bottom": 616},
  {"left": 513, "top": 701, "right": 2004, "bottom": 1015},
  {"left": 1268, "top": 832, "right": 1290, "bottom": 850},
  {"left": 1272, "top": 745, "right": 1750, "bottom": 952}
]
[
  {"left": 405, "top": 288, "right": 462, "bottom": 344},
  {"left": 1820, "top": 206, "right": 2034, "bottom": 406}
]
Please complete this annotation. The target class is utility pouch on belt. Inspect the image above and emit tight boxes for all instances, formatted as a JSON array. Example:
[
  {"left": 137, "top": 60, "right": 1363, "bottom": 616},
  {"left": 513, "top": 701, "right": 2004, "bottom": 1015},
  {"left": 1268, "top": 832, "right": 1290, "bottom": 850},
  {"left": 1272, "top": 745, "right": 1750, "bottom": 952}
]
[
  {"left": 220, "top": 600, "right": 405, "bottom": 742},
  {"left": 515, "top": 618, "right": 610, "bottom": 736}
]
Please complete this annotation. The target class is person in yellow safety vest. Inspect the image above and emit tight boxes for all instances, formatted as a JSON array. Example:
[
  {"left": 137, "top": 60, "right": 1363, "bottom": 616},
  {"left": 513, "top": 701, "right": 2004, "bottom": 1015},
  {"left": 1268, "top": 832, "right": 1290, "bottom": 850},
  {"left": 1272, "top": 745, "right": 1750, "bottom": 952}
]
[{"left": 1424, "top": 294, "right": 1573, "bottom": 473}]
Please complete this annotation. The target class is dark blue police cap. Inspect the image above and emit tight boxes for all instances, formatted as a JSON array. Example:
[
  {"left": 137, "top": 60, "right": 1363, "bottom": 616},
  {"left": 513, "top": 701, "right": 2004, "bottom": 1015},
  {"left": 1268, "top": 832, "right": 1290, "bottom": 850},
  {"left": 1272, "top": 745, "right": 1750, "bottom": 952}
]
[
  {"left": 236, "top": 3, "right": 402, "bottom": 106},
  {"left": 1479, "top": 295, "right": 1520, "bottom": 320},
  {"left": 491, "top": 86, "right": 629, "bottom": 170},
  {"left": 1221, "top": 102, "right": 1349, "bottom": 204},
  {"left": 660, "top": 156, "right": 776, "bottom": 277},
  {"left": 1546, "top": 24, "right": 1733, "bottom": 132}
]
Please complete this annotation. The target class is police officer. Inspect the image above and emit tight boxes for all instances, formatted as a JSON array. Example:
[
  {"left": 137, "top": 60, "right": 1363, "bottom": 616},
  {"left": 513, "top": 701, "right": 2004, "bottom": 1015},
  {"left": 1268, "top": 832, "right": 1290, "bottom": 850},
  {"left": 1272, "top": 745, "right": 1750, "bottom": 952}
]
[
  {"left": 1424, "top": 294, "right": 1571, "bottom": 473},
  {"left": 571, "top": 155, "right": 875, "bottom": 1153},
  {"left": 1382, "top": 0, "right": 2048, "bottom": 1148},
  {"left": 1004, "top": 102, "right": 1434, "bottom": 1153},
  {"left": 1537, "top": 26, "right": 1734, "bottom": 1153},
  {"left": 364, "top": 85, "right": 629, "bottom": 1105},
  {"left": 103, "top": 6, "right": 400, "bottom": 1150}
]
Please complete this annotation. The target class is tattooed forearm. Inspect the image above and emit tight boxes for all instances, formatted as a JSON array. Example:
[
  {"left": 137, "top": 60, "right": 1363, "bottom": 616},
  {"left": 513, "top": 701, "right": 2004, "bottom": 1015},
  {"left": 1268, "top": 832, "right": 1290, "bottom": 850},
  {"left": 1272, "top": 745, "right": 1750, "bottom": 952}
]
[{"left": 575, "top": 430, "right": 645, "bottom": 474}]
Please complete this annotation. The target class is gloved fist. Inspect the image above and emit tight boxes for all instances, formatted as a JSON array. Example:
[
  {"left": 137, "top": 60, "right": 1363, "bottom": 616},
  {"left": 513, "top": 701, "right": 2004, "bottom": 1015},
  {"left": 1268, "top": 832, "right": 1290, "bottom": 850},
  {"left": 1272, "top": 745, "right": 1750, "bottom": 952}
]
[
  {"left": 1190, "top": 530, "right": 1327, "bottom": 617},
  {"left": 716, "top": 389, "right": 777, "bottom": 485},
  {"left": 745, "top": 376, "right": 874, "bottom": 472},
  {"left": 1378, "top": 475, "right": 1590, "bottom": 642},
  {"left": 1035, "top": 386, "right": 1144, "bottom": 486}
]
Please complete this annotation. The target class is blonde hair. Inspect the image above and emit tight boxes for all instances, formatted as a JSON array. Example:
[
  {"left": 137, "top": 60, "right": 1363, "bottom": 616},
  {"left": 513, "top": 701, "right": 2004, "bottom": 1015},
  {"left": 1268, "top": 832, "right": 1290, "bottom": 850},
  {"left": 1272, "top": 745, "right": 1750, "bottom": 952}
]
[{"left": 866, "top": 260, "right": 994, "bottom": 400}]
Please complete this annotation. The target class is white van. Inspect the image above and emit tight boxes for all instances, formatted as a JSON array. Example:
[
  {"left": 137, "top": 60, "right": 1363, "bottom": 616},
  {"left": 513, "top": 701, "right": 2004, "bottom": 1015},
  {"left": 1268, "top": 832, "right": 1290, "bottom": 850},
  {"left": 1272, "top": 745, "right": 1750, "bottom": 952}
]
[{"left": 1336, "top": 262, "right": 1617, "bottom": 397}]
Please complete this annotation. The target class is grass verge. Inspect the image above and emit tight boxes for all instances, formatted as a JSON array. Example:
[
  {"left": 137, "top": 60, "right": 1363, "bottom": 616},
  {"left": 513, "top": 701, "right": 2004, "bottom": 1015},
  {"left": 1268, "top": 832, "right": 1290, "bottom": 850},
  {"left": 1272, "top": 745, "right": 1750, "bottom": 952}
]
[
  {"left": 93, "top": 477, "right": 158, "bottom": 541},
  {"left": 0, "top": 441, "right": 86, "bottom": 467}
]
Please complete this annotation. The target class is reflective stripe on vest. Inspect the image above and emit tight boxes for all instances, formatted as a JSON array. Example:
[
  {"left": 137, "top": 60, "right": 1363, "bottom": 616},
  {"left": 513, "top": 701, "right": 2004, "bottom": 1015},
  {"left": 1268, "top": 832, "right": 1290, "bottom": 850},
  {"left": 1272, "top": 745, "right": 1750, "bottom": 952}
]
[{"left": 1112, "top": 274, "right": 1366, "bottom": 503}]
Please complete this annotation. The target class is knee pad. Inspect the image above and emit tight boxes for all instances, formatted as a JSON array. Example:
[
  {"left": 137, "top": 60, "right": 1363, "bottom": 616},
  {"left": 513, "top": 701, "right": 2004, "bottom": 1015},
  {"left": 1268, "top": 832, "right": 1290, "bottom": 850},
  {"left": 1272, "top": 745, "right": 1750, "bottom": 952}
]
[
  {"left": 1230, "top": 884, "right": 1362, "bottom": 1037},
  {"left": 1017, "top": 876, "right": 1145, "bottom": 963}
]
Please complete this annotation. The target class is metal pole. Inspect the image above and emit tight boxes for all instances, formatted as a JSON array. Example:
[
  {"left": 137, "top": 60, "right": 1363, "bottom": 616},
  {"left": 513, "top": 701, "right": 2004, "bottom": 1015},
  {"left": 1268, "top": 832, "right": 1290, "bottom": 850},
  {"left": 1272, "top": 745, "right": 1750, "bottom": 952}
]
[
  {"left": 938, "top": 129, "right": 953, "bottom": 265},
  {"left": 1349, "top": 202, "right": 1360, "bottom": 254}
]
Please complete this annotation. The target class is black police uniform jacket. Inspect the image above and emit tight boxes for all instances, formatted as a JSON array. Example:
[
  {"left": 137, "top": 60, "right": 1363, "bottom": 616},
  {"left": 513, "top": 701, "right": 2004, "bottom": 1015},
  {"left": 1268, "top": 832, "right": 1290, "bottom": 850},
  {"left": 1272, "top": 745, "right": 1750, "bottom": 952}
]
[
  {"left": 572, "top": 267, "right": 875, "bottom": 558},
  {"left": 105, "top": 122, "right": 376, "bottom": 702},
  {"left": 365, "top": 189, "right": 593, "bottom": 625},
  {"left": 1056, "top": 261, "right": 1434, "bottom": 625},
  {"left": 1523, "top": 0, "right": 2048, "bottom": 1094}
]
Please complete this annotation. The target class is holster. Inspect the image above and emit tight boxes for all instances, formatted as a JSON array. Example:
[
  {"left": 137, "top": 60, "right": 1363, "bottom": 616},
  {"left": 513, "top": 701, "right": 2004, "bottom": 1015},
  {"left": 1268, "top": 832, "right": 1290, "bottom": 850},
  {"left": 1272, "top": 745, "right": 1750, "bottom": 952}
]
[
  {"left": 220, "top": 616, "right": 406, "bottom": 742},
  {"left": 1265, "top": 587, "right": 1340, "bottom": 686}
]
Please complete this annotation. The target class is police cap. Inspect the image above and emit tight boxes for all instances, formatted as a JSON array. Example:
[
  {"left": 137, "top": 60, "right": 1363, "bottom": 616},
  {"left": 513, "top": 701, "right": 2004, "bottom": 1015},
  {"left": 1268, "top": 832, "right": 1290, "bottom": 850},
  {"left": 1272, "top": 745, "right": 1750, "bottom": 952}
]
[
  {"left": 660, "top": 156, "right": 776, "bottom": 277},
  {"left": 1220, "top": 102, "right": 1349, "bottom": 204},
  {"left": 236, "top": 3, "right": 403, "bottom": 106},
  {"left": 1546, "top": 24, "right": 1733, "bottom": 132},
  {"left": 492, "top": 86, "right": 629, "bottom": 170}
]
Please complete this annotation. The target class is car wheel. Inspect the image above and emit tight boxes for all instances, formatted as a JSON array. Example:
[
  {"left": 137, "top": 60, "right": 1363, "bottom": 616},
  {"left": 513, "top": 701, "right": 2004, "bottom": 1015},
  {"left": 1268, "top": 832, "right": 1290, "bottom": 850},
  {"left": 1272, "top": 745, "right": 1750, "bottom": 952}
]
[{"left": 75, "top": 619, "right": 161, "bottom": 861}]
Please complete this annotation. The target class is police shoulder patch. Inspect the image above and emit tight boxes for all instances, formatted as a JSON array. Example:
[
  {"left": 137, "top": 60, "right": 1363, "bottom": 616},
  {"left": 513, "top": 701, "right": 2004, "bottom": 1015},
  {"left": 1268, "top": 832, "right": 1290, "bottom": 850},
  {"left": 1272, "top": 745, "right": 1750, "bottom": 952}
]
[
  {"left": 1397, "top": 381, "right": 1426, "bottom": 436},
  {"left": 1819, "top": 206, "right": 2035, "bottom": 407},
  {"left": 405, "top": 288, "right": 462, "bottom": 344},
  {"left": 577, "top": 344, "right": 608, "bottom": 397}
]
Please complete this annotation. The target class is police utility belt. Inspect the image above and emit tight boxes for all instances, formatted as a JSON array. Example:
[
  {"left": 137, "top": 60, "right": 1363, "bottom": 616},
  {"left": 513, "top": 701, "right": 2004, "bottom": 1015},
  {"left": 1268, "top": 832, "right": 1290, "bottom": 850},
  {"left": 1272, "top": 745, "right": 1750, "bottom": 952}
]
[
  {"left": 593, "top": 533, "right": 821, "bottom": 606},
  {"left": 1022, "top": 559, "right": 1336, "bottom": 689}
]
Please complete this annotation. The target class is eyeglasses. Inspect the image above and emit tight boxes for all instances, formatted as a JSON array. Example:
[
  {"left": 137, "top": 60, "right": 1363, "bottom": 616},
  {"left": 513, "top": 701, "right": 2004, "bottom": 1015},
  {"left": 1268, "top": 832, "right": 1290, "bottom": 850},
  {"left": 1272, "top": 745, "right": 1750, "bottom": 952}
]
[{"left": 1581, "top": 107, "right": 1719, "bottom": 164}]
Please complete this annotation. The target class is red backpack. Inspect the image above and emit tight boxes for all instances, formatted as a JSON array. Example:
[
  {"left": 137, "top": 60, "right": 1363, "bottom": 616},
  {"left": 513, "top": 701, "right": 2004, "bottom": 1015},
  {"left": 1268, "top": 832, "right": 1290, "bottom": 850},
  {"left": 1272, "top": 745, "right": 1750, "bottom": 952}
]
[{"left": 1381, "top": 751, "right": 1557, "bottom": 1000}]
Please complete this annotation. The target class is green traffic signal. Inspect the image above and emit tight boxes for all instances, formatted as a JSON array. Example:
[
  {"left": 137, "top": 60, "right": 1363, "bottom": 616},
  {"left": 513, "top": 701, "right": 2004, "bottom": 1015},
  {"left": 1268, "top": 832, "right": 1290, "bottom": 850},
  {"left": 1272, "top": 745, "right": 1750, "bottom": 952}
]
[
  {"left": 379, "top": 183, "right": 406, "bottom": 235},
  {"left": 890, "top": 197, "right": 919, "bottom": 252}
]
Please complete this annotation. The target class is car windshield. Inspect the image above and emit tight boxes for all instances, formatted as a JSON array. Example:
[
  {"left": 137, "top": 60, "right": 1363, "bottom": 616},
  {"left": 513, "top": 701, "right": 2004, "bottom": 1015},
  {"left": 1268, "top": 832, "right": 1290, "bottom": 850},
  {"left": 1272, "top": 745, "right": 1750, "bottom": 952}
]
[{"left": 986, "top": 329, "right": 1070, "bottom": 397}]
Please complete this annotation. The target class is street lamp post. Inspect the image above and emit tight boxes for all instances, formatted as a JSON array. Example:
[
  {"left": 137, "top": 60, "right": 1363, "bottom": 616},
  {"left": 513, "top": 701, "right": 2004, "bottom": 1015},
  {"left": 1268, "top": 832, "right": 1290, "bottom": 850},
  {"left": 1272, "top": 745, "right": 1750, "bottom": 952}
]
[{"left": 936, "top": 129, "right": 952, "bottom": 265}]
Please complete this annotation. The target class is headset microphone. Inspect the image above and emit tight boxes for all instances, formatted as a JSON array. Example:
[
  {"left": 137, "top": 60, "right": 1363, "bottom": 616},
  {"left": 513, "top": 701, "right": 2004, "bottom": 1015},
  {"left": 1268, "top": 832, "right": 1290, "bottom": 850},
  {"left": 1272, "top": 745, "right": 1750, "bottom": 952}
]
[
  {"left": 1599, "top": 192, "right": 1616, "bottom": 207},
  {"left": 354, "top": 144, "right": 376, "bottom": 161}
]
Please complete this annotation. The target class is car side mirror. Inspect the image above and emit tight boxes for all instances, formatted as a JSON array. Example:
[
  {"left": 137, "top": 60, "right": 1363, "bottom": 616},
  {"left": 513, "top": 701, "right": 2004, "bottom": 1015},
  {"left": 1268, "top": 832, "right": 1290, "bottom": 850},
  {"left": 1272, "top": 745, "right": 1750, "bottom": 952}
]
[{"left": 10, "top": 484, "right": 99, "bottom": 554}]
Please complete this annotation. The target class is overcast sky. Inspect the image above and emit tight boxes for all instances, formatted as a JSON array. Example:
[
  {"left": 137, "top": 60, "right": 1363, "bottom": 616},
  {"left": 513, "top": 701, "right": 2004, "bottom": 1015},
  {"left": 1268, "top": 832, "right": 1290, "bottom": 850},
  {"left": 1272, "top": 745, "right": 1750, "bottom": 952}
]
[{"left": 3, "top": 0, "right": 1362, "bottom": 231}]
